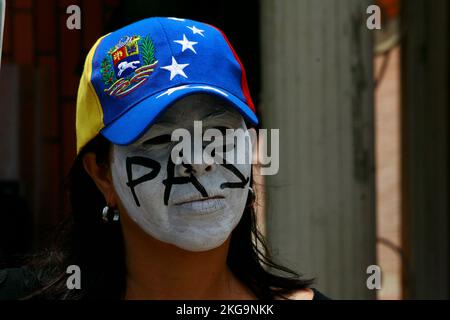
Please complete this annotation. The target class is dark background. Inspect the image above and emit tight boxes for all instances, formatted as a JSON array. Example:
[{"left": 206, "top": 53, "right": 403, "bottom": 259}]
[{"left": 0, "top": 0, "right": 260, "bottom": 262}]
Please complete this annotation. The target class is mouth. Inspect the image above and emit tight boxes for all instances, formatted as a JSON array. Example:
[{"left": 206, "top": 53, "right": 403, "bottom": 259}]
[{"left": 174, "top": 195, "right": 225, "bottom": 206}]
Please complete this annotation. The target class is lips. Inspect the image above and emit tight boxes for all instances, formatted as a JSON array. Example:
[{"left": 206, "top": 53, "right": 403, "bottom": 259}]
[
  {"left": 173, "top": 195, "right": 226, "bottom": 215},
  {"left": 174, "top": 195, "right": 225, "bottom": 206}
]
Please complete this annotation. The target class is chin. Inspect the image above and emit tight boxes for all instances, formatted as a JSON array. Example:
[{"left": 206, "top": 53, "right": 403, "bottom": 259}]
[{"left": 171, "top": 235, "right": 230, "bottom": 252}]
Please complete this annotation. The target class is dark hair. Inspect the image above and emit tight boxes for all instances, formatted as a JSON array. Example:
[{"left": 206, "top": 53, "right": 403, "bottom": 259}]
[{"left": 25, "top": 134, "right": 313, "bottom": 299}]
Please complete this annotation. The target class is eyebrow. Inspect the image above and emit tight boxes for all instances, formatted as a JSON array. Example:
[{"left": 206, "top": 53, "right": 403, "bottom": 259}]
[
  {"left": 142, "top": 134, "right": 172, "bottom": 145},
  {"left": 138, "top": 108, "right": 238, "bottom": 144},
  {"left": 152, "top": 120, "right": 177, "bottom": 127},
  {"left": 201, "top": 109, "right": 229, "bottom": 121},
  {"left": 137, "top": 123, "right": 174, "bottom": 145}
]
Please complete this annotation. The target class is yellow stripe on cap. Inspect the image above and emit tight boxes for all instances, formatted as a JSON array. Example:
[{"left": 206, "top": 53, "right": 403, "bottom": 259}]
[{"left": 76, "top": 34, "right": 109, "bottom": 154}]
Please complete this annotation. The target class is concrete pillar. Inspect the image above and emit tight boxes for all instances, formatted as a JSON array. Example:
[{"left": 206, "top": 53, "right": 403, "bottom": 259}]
[{"left": 260, "top": 0, "right": 376, "bottom": 299}]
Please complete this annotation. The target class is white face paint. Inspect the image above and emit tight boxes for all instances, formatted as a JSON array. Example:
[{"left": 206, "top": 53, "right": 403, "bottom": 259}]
[{"left": 110, "top": 94, "right": 252, "bottom": 252}]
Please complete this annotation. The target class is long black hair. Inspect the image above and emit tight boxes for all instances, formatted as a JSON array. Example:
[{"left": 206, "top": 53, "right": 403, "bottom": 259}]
[{"left": 25, "top": 134, "right": 313, "bottom": 299}]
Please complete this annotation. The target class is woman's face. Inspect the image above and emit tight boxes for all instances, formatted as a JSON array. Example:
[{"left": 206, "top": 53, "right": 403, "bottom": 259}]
[{"left": 110, "top": 94, "right": 253, "bottom": 252}]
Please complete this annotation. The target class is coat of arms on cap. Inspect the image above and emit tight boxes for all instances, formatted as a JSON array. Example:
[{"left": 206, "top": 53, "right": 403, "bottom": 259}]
[{"left": 101, "top": 35, "right": 158, "bottom": 97}]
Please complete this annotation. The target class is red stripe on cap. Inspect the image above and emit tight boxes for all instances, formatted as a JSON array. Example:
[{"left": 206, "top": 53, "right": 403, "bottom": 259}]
[{"left": 208, "top": 25, "right": 256, "bottom": 113}]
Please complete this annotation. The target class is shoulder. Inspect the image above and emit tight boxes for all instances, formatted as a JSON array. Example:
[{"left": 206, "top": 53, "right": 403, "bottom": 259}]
[
  {"left": 287, "top": 288, "right": 315, "bottom": 300},
  {"left": 281, "top": 288, "right": 331, "bottom": 300},
  {"left": 0, "top": 267, "right": 40, "bottom": 300}
]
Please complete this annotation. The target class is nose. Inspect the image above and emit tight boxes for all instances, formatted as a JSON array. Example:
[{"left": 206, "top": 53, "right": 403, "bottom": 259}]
[
  {"left": 177, "top": 162, "right": 215, "bottom": 177},
  {"left": 176, "top": 144, "right": 216, "bottom": 177}
]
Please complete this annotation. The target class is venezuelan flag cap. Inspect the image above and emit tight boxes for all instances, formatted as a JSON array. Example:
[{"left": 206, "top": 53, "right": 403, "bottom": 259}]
[{"left": 76, "top": 17, "right": 258, "bottom": 154}]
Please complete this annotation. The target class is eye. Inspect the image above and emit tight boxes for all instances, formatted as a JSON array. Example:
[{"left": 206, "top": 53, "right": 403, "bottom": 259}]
[
  {"left": 210, "top": 126, "right": 237, "bottom": 153},
  {"left": 142, "top": 134, "right": 172, "bottom": 146},
  {"left": 213, "top": 126, "right": 229, "bottom": 135}
]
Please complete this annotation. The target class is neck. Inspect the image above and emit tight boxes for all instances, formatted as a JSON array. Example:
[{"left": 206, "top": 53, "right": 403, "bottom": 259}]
[{"left": 121, "top": 212, "right": 255, "bottom": 300}]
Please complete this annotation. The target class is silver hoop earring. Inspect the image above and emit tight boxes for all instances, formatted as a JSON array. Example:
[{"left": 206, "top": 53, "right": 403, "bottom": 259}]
[
  {"left": 102, "top": 205, "right": 119, "bottom": 223},
  {"left": 102, "top": 206, "right": 109, "bottom": 222}
]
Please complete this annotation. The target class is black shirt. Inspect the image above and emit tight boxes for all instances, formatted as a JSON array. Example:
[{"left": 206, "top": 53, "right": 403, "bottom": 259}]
[{"left": 0, "top": 267, "right": 330, "bottom": 300}]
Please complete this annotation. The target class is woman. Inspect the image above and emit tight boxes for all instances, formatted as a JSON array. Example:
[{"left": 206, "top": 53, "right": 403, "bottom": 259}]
[{"left": 0, "top": 17, "right": 327, "bottom": 300}]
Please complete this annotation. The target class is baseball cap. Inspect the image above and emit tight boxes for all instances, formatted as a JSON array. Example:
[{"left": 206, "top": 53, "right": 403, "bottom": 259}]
[{"left": 76, "top": 17, "right": 259, "bottom": 154}]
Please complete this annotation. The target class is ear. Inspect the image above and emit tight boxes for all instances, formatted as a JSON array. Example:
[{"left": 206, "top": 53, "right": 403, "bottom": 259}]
[{"left": 83, "top": 152, "right": 118, "bottom": 208}]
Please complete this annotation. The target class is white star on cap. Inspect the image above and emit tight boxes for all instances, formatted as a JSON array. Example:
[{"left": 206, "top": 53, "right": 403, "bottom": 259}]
[
  {"left": 174, "top": 34, "right": 198, "bottom": 54},
  {"left": 161, "top": 57, "right": 189, "bottom": 80},
  {"left": 156, "top": 85, "right": 190, "bottom": 99},
  {"left": 187, "top": 25, "right": 205, "bottom": 37}
]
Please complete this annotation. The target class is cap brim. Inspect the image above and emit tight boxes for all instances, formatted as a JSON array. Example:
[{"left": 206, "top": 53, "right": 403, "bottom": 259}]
[{"left": 100, "top": 85, "right": 259, "bottom": 145}]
